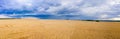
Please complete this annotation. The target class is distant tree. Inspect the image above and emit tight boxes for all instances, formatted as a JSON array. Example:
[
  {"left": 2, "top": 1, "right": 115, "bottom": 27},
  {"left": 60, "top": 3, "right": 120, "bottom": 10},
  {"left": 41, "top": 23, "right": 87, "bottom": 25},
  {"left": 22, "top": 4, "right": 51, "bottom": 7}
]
[{"left": 96, "top": 20, "right": 100, "bottom": 22}]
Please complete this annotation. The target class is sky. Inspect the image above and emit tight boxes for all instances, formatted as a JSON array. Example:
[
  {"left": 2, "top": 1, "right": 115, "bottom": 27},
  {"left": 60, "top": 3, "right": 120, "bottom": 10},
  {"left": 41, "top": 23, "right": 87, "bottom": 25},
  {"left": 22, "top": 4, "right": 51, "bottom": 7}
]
[{"left": 0, "top": 0, "right": 120, "bottom": 20}]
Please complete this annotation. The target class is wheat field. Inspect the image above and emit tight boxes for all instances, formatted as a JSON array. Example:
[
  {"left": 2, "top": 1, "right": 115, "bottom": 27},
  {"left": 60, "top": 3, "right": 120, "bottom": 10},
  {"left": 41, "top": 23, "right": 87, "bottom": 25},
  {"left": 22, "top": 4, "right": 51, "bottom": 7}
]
[{"left": 0, "top": 19, "right": 120, "bottom": 39}]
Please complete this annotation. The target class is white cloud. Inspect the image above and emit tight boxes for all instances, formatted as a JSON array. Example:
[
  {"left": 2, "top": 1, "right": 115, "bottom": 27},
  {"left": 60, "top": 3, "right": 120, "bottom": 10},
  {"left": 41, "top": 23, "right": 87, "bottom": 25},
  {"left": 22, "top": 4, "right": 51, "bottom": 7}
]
[
  {"left": 46, "top": 0, "right": 82, "bottom": 14},
  {"left": 2, "top": 0, "right": 34, "bottom": 10},
  {"left": 46, "top": 0, "right": 120, "bottom": 17},
  {"left": 111, "top": 18, "right": 120, "bottom": 20},
  {"left": 0, "top": 15, "right": 11, "bottom": 18},
  {"left": 80, "top": 5, "right": 110, "bottom": 16},
  {"left": 1, "top": 0, "right": 120, "bottom": 20},
  {"left": 60, "top": 0, "right": 82, "bottom": 6},
  {"left": 108, "top": 0, "right": 120, "bottom": 6},
  {"left": 46, "top": 6, "right": 63, "bottom": 14},
  {"left": 37, "top": 7, "right": 46, "bottom": 12},
  {"left": 80, "top": 0, "right": 113, "bottom": 16},
  {"left": 99, "top": 14, "right": 109, "bottom": 19},
  {"left": 108, "top": 17, "right": 120, "bottom": 20},
  {"left": 100, "top": 16, "right": 120, "bottom": 20},
  {"left": 21, "top": 17, "right": 39, "bottom": 19},
  {"left": 118, "top": 15, "right": 120, "bottom": 17}
]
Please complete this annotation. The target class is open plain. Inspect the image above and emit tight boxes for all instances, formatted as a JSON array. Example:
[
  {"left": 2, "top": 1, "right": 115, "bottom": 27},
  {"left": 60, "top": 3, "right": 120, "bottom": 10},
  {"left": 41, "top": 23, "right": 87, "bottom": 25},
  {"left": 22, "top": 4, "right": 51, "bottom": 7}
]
[{"left": 0, "top": 19, "right": 120, "bottom": 39}]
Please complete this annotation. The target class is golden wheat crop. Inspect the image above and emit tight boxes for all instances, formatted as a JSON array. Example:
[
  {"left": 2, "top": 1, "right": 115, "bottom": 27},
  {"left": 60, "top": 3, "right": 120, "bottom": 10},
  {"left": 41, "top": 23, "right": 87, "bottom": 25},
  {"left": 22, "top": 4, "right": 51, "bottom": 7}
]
[{"left": 0, "top": 19, "right": 120, "bottom": 39}]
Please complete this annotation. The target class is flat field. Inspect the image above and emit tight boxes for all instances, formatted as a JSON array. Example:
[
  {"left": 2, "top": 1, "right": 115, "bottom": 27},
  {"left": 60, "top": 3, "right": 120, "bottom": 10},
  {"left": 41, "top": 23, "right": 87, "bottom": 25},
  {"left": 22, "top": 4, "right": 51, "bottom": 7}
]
[{"left": 0, "top": 19, "right": 120, "bottom": 39}]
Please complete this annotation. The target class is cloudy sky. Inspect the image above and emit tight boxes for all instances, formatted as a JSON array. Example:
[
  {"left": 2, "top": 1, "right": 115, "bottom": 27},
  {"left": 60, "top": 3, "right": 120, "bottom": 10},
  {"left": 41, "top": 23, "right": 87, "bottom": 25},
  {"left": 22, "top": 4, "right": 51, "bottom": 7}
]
[{"left": 0, "top": 0, "right": 120, "bottom": 20}]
